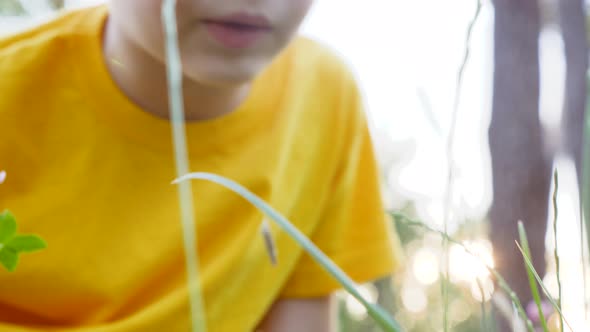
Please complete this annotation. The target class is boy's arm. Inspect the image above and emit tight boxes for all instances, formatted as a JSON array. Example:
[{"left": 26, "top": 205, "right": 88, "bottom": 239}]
[{"left": 256, "top": 295, "right": 336, "bottom": 332}]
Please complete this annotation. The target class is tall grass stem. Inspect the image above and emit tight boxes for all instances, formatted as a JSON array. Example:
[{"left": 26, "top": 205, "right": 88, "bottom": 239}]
[
  {"left": 162, "top": 1, "right": 207, "bottom": 331},
  {"left": 441, "top": 1, "right": 483, "bottom": 330},
  {"left": 551, "top": 171, "right": 563, "bottom": 332},
  {"left": 581, "top": 74, "right": 590, "bottom": 317},
  {"left": 476, "top": 278, "right": 489, "bottom": 332}
]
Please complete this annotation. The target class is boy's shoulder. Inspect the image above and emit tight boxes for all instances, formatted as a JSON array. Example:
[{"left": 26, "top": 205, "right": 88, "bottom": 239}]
[
  {"left": 281, "top": 36, "right": 364, "bottom": 126},
  {"left": 286, "top": 36, "right": 359, "bottom": 88},
  {"left": 0, "top": 6, "right": 102, "bottom": 74}
]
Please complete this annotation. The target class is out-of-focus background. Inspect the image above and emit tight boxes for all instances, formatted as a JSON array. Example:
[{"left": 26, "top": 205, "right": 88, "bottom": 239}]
[{"left": 2, "top": 0, "right": 589, "bottom": 331}]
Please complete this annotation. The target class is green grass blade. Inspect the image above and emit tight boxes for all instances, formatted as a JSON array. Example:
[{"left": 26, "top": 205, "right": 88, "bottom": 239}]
[
  {"left": 517, "top": 221, "right": 549, "bottom": 332},
  {"left": 580, "top": 193, "right": 589, "bottom": 320},
  {"left": 162, "top": 1, "right": 207, "bottom": 331},
  {"left": 515, "top": 242, "right": 573, "bottom": 332},
  {"left": 391, "top": 212, "right": 535, "bottom": 332},
  {"left": 476, "top": 278, "right": 488, "bottom": 332},
  {"left": 581, "top": 73, "right": 590, "bottom": 318},
  {"left": 550, "top": 171, "right": 564, "bottom": 332},
  {"left": 174, "top": 172, "right": 404, "bottom": 332},
  {"left": 441, "top": 2, "right": 483, "bottom": 329}
]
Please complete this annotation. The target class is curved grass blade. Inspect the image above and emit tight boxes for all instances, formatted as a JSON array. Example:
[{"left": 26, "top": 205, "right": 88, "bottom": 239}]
[
  {"left": 476, "top": 278, "right": 489, "bottom": 332},
  {"left": 515, "top": 242, "right": 573, "bottom": 332},
  {"left": 517, "top": 221, "right": 549, "bottom": 332},
  {"left": 174, "top": 172, "right": 404, "bottom": 332}
]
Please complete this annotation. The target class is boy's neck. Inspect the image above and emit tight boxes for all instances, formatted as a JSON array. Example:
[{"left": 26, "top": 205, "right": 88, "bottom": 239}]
[{"left": 102, "top": 18, "right": 249, "bottom": 122}]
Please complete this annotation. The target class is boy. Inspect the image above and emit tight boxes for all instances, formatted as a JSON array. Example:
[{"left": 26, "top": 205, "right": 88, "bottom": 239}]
[{"left": 0, "top": 1, "right": 400, "bottom": 331}]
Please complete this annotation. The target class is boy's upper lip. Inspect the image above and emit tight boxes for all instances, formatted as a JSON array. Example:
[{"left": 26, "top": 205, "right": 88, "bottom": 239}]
[{"left": 202, "top": 12, "right": 272, "bottom": 29}]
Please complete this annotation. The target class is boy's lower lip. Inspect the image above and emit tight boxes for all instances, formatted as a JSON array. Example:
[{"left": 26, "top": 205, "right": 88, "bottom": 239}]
[{"left": 203, "top": 22, "right": 270, "bottom": 49}]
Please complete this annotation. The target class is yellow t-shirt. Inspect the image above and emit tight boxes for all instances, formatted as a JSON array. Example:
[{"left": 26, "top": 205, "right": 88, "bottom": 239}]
[{"left": 0, "top": 5, "right": 400, "bottom": 332}]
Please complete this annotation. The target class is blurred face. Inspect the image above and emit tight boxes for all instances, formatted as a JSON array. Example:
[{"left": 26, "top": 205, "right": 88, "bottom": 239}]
[{"left": 108, "top": 0, "right": 313, "bottom": 86}]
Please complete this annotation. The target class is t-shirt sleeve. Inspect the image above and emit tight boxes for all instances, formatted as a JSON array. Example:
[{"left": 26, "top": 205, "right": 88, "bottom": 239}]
[{"left": 280, "top": 70, "right": 404, "bottom": 298}]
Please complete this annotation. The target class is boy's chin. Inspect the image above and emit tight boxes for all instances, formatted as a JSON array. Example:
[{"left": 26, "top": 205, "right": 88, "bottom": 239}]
[{"left": 184, "top": 63, "right": 264, "bottom": 89}]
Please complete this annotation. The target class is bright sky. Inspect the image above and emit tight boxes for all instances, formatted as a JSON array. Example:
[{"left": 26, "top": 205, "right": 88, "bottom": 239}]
[{"left": 301, "top": 0, "right": 494, "bottom": 227}]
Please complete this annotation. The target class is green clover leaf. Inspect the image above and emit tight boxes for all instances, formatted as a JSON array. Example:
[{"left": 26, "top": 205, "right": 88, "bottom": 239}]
[
  {"left": 0, "top": 210, "right": 17, "bottom": 243},
  {"left": 7, "top": 235, "right": 47, "bottom": 253},
  {"left": 0, "top": 210, "right": 47, "bottom": 272},
  {"left": 0, "top": 248, "right": 18, "bottom": 272}
]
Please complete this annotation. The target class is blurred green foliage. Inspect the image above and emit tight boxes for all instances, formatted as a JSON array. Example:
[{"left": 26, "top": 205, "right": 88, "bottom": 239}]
[
  {"left": 336, "top": 204, "right": 494, "bottom": 332},
  {"left": 0, "top": 0, "right": 24, "bottom": 15},
  {"left": 0, "top": 0, "right": 64, "bottom": 15}
]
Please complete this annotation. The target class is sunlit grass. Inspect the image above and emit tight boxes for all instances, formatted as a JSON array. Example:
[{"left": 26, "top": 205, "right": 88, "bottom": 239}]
[
  {"left": 518, "top": 221, "right": 550, "bottom": 332},
  {"left": 391, "top": 211, "right": 536, "bottom": 332},
  {"left": 551, "top": 171, "right": 564, "bottom": 332},
  {"left": 515, "top": 239, "right": 572, "bottom": 331}
]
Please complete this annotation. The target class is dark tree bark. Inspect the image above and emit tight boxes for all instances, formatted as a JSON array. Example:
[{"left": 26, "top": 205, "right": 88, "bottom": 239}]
[
  {"left": 48, "top": 0, "right": 64, "bottom": 9},
  {"left": 490, "top": 0, "right": 588, "bottom": 329},
  {"left": 560, "top": 0, "right": 588, "bottom": 181},
  {"left": 489, "top": 0, "right": 550, "bottom": 328}
]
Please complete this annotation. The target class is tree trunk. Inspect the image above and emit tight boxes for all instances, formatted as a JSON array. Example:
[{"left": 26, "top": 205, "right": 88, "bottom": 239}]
[
  {"left": 48, "top": 0, "right": 64, "bottom": 9},
  {"left": 560, "top": 0, "right": 588, "bottom": 181},
  {"left": 489, "top": 0, "right": 549, "bottom": 328}
]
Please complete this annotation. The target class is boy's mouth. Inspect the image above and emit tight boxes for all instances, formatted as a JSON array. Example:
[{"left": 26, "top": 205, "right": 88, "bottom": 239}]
[
  {"left": 203, "top": 13, "right": 271, "bottom": 29},
  {"left": 202, "top": 13, "right": 271, "bottom": 49}
]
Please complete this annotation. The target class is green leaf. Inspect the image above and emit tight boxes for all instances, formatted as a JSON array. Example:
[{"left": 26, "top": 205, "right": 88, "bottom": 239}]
[
  {"left": 0, "top": 210, "right": 17, "bottom": 243},
  {"left": 7, "top": 235, "right": 47, "bottom": 253},
  {"left": 0, "top": 248, "right": 19, "bottom": 272},
  {"left": 518, "top": 221, "right": 549, "bottom": 332}
]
